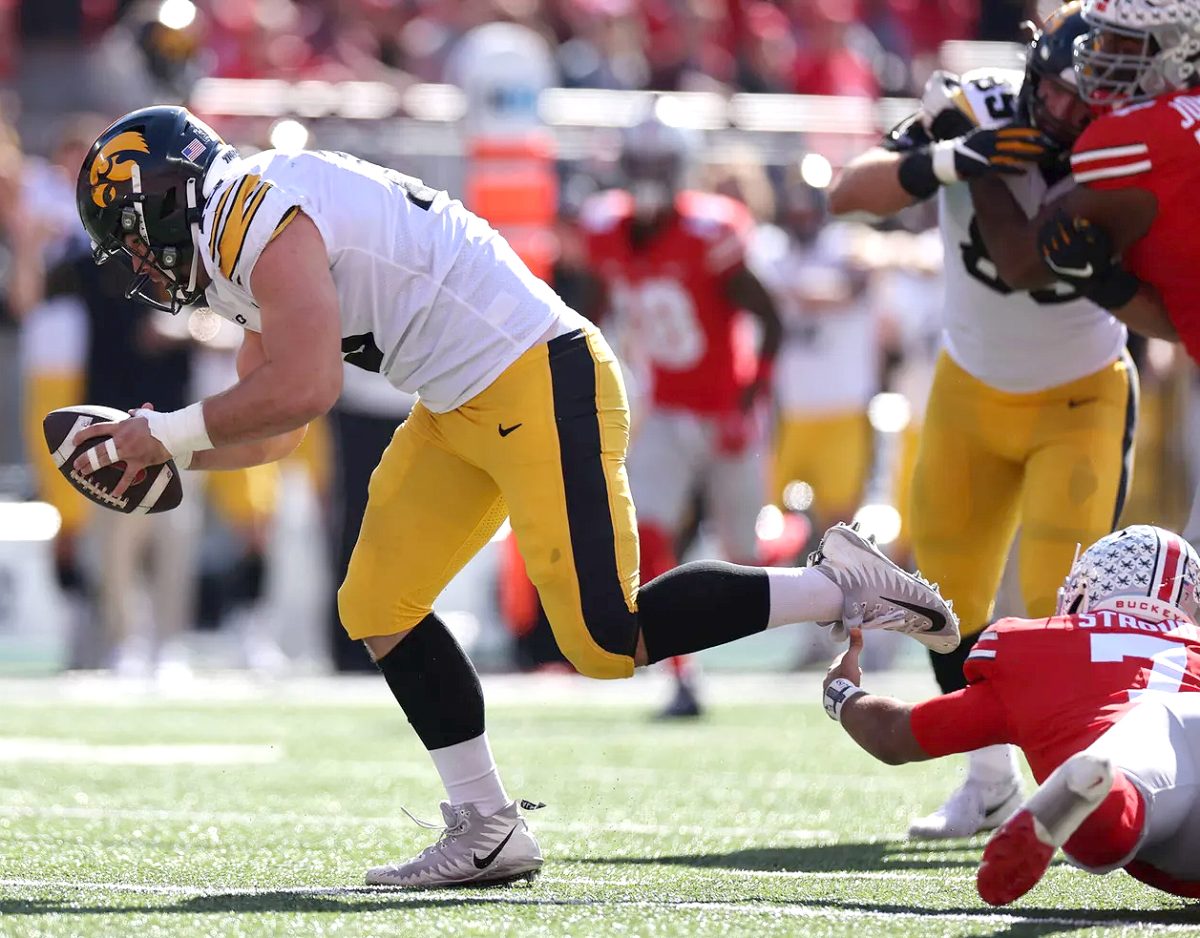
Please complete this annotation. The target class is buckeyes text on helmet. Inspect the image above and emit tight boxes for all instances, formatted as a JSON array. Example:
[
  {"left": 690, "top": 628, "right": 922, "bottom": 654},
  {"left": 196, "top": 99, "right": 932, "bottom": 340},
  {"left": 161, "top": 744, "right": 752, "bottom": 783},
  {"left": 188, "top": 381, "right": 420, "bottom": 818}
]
[{"left": 1057, "top": 524, "right": 1200, "bottom": 626}]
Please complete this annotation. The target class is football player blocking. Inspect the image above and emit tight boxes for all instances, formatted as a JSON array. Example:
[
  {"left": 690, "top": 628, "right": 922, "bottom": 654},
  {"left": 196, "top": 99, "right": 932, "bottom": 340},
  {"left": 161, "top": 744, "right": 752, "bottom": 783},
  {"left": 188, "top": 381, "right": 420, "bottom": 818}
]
[
  {"left": 71, "top": 106, "right": 959, "bottom": 888},
  {"left": 824, "top": 525, "right": 1200, "bottom": 905},
  {"left": 952, "top": 0, "right": 1200, "bottom": 556},
  {"left": 829, "top": 1, "right": 1141, "bottom": 840}
]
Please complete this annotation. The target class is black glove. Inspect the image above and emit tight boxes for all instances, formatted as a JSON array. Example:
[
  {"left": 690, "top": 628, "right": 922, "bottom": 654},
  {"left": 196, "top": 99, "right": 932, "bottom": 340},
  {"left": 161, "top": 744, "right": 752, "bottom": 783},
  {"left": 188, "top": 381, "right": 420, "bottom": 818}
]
[
  {"left": 899, "top": 126, "right": 1055, "bottom": 199},
  {"left": 1037, "top": 211, "right": 1141, "bottom": 310}
]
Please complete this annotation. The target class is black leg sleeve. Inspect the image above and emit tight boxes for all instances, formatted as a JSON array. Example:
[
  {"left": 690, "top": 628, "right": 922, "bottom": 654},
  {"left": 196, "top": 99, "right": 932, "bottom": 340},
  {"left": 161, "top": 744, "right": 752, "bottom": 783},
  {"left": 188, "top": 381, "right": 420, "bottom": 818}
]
[
  {"left": 929, "top": 629, "right": 983, "bottom": 694},
  {"left": 637, "top": 561, "right": 771, "bottom": 664},
  {"left": 375, "top": 613, "right": 484, "bottom": 750}
]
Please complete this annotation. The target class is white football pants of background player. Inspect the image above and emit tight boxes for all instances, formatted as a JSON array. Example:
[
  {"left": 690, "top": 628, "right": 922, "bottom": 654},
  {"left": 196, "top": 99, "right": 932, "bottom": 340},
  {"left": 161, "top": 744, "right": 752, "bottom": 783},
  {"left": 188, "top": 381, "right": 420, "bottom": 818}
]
[{"left": 626, "top": 407, "right": 763, "bottom": 565}]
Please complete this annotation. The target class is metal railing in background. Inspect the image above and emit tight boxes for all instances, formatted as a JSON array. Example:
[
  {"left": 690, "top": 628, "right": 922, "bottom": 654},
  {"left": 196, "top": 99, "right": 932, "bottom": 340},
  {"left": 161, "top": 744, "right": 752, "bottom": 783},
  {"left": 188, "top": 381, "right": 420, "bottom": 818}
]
[{"left": 186, "top": 39, "right": 1024, "bottom": 196}]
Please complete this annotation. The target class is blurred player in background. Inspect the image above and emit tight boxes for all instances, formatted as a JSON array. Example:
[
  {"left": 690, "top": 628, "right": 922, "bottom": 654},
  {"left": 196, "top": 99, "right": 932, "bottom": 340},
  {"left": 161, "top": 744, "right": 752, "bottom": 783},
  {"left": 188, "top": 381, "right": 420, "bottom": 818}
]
[
  {"left": 823, "top": 525, "right": 1200, "bottom": 906},
  {"left": 828, "top": 3, "right": 1138, "bottom": 839},
  {"left": 751, "top": 162, "right": 877, "bottom": 544},
  {"left": 16, "top": 116, "right": 100, "bottom": 616},
  {"left": 580, "top": 114, "right": 782, "bottom": 717},
  {"left": 869, "top": 214, "right": 945, "bottom": 569},
  {"left": 72, "top": 105, "right": 956, "bottom": 889}
]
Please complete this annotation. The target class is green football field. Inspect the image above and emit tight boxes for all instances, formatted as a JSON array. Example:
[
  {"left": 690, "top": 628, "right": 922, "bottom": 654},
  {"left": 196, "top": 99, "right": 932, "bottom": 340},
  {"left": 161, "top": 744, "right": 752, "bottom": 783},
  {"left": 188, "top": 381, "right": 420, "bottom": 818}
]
[{"left": 0, "top": 672, "right": 1197, "bottom": 938}]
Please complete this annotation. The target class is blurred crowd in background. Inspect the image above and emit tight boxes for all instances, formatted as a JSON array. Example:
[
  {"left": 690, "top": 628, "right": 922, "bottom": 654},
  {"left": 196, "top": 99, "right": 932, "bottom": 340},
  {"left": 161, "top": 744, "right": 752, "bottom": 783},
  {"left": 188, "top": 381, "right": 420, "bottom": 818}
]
[{"left": 0, "top": 0, "right": 1194, "bottom": 685}]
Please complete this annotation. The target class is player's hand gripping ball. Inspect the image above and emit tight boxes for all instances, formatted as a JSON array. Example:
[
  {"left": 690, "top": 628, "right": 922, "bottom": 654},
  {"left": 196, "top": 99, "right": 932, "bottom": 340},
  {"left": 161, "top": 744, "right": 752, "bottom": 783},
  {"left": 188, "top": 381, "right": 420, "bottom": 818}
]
[{"left": 43, "top": 405, "right": 182, "bottom": 514}]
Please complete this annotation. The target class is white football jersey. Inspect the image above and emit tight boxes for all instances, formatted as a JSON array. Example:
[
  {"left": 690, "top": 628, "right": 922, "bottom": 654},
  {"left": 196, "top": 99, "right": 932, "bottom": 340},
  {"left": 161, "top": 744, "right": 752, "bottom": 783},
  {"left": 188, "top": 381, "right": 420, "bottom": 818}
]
[
  {"left": 196, "top": 148, "right": 574, "bottom": 412},
  {"left": 749, "top": 222, "right": 878, "bottom": 414},
  {"left": 893, "top": 69, "right": 1127, "bottom": 393}
]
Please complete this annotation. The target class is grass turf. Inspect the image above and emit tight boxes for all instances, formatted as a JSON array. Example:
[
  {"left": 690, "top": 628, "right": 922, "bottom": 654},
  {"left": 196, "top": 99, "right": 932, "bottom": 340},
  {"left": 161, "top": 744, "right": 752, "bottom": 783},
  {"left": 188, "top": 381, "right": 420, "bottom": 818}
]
[{"left": 0, "top": 673, "right": 1197, "bottom": 937}]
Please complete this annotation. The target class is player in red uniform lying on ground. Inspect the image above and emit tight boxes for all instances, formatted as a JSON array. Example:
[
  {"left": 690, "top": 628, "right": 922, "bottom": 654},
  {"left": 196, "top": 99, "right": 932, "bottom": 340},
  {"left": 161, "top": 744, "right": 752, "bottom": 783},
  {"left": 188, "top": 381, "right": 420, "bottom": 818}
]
[{"left": 822, "top": 523, "right": 1200, "bottom": 905}]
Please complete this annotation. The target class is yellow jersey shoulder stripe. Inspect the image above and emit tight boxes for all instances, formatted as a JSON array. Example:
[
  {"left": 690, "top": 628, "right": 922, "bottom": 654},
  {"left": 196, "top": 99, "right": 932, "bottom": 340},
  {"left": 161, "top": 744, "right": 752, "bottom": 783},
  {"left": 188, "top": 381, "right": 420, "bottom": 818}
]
[
  {"left": 206, "top": 181, "right": 238, "bottom": 267},
  {"left": 271, "top": 205, "right": 300, "bottom": 242},
  {"left": 213, "top": 173, "right": 273, "bottom": 282}
]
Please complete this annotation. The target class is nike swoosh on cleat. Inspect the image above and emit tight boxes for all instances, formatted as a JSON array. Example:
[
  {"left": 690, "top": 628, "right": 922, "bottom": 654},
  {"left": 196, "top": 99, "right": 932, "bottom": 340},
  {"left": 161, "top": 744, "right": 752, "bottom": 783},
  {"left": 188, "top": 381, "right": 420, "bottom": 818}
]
[
  {"left": 473, "top": 826, "right": 518, "bottom": 869},
  {"left": 879, "top": 596, "right": 946, "bottom": 632}
]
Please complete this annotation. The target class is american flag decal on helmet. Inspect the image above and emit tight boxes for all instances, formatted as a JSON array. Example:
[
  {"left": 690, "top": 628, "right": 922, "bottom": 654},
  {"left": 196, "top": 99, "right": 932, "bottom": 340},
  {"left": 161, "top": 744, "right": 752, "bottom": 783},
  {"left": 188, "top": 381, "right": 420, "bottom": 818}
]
[{"left": 181, "top": 138, "right": 206, "bottom": 162}]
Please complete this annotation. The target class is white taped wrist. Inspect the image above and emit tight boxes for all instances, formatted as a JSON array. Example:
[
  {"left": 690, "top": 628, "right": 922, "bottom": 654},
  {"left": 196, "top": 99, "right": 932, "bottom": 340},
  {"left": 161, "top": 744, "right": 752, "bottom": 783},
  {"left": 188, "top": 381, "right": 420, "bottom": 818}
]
[
  {"left": 136, "top": 403, "right": 212, "bottom": 464},
  {"left": 931, "top": 141, "right": 960, "bottom": 186},
  {"left": 823, "top": 677, "right": 866, "bottom": 722}
]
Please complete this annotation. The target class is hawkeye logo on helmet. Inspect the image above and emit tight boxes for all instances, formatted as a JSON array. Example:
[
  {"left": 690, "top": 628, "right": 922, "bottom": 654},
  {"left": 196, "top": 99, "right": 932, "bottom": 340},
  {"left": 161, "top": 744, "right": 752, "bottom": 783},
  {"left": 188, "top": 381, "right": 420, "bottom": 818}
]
[{"left": 89, "top": 131, "right": 150, "bottom": 208}]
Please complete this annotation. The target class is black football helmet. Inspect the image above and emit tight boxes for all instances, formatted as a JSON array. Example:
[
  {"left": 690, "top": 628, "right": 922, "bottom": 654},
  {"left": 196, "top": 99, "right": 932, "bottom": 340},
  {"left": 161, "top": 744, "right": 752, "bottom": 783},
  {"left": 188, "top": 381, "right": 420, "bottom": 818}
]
[
  {"left": 77, "top": 105, "right": 230, "bottom": 313},
  {"left": 1018, "top": 2, "right": 1092, "bottom": 145}
]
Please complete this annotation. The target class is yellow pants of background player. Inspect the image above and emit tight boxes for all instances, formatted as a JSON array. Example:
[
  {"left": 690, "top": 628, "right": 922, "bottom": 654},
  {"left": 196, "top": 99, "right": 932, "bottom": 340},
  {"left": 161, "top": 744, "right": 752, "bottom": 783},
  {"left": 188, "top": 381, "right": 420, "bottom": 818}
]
[
  {"left": 24, "top": 371, "right": 90, "bottom": 536},
  {"left": 773, "top": 410, "right": 871, "bottom": 520},
  {"left": 910, "top": 350, "right": 1137, "bottom": 637},
  {"left": 338, "top": 329, "right": 641, "bottom": 679}
]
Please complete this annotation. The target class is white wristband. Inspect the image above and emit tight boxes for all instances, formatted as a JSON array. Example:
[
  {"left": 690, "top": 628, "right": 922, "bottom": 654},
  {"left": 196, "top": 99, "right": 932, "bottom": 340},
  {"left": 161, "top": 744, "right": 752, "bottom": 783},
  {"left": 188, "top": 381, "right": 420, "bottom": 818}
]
[
  {"left": 824, "top": 678, "right": 866, "bottom": 722},
  {"left": 931, "top": 141, "right": 960, "bottom": 186},
  {"left": 136, "top": 403, "right": 212, "bottom": 464}
]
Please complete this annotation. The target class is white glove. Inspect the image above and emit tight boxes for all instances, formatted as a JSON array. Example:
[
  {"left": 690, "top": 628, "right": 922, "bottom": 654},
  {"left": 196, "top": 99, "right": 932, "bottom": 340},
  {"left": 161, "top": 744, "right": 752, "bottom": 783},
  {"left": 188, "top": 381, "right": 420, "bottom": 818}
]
[{"left": 920, "top": 70, "right": 976, "bottom": 141}]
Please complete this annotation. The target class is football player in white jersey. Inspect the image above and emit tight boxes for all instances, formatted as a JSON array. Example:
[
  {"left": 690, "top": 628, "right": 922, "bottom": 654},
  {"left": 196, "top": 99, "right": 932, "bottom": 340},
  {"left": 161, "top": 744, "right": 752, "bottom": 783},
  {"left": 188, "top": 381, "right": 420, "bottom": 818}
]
[
  {"left": 829, "top": 3, "right": 1139, "bottom": 840},
  {"left": 71, "top": 105, "right": 958, "bottom": 888}
]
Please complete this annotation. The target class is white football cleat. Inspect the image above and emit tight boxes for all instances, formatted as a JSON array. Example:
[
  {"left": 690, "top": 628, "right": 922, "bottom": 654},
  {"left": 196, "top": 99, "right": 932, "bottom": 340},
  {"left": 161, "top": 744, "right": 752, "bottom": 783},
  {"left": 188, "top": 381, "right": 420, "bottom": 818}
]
[
  {"left": 977, "top": 753, "right": 1114, "bottom": 906},
  {"left": 908, "top": 778, "right": 1023, "bottom": 840},
  {"left": 366, "top": 800, "right": 543, "bottom": 889},
  {"left": 808, "top": 523, "right": 960, "bottom": 653}
]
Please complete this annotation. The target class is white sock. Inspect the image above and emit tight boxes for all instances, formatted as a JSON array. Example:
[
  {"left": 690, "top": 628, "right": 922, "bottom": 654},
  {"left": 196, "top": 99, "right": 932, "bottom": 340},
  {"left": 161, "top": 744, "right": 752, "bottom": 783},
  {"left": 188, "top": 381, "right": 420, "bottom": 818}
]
[
  {"left": 764, "top": 567, "right": 844, "bottom": 629},
  {"left": 428, "top": 732, "right": 509, "bottom": 817},
  {"left": 967, "top": 744, "right": 1020, "bottom": 791}
]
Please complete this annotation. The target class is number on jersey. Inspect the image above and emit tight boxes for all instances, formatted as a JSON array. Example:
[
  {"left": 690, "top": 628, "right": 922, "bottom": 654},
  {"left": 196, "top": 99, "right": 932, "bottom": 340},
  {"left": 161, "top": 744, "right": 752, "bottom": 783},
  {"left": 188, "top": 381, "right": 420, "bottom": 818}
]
[
  {"left": 1090, "top": 632, "right": 1191, "bottom": 699},
  {"left": 611, "top": 277, "right": 706, "bottom": 370}
]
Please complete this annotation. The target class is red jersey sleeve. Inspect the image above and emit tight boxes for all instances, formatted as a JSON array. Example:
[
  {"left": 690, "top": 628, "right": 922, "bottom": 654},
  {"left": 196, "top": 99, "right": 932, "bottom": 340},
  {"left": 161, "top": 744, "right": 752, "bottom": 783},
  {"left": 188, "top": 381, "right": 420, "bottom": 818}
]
[
  {"left": 909, "top": 682, "right": 1011, "bottom": 758},
  {"left": 1070, "top": 100, "right": 1168, "bottom": 191}
]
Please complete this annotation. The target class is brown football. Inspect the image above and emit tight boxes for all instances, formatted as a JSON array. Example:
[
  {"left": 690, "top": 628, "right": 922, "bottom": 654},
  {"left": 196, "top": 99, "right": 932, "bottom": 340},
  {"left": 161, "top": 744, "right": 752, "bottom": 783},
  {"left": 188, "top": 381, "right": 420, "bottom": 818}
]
[{"left": 43, "top": 405, "right": 183, "bottom": 514}]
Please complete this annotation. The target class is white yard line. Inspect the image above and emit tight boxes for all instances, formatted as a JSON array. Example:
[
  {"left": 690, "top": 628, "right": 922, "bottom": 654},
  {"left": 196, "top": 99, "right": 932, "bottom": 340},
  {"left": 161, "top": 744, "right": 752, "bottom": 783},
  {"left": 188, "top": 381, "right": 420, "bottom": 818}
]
[
  {"left": 0, "top": 802, "right": 837, "bottom": 840},
  {"left": 0, "top": 878, "right": 1190, "bottom": 932}
]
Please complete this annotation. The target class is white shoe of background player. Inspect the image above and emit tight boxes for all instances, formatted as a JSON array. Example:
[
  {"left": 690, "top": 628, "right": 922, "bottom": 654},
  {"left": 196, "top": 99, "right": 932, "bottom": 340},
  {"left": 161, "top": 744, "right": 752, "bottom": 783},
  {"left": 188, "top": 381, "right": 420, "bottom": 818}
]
[
  {"left": 808, "top": 522, "right": 960, "bottom": 653},
  {"left": 366, "top": 800, "right": 543, "bottom": 888},
  {"left": 977, "top": 752, "right": 1114, "bottom": 905},
  {"left": 908, "top": 777, "right": 1024, "bottom": 839}
]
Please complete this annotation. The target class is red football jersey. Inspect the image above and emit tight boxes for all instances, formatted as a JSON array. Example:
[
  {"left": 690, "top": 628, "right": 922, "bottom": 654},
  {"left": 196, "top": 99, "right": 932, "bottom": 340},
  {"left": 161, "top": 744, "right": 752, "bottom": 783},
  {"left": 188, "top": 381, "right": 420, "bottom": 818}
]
[
  {"left": 910, "top": 612, "right": 1200, "bottom": 784},
  {"left": 1070, "top": 91, "right": 1200, "bottom": 363},
  {"left": 581, "top": 189, "right": 757, "bottom": 414}
]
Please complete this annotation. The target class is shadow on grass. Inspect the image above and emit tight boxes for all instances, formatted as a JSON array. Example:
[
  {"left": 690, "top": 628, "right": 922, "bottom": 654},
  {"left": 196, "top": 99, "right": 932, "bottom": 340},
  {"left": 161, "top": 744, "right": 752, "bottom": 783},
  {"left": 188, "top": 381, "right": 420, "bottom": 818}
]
[
  {"left": 579, "top": 839, "right": 982, "bottom": 872},
  {"left": 1, "top": 891, "right": 1198, "bottom": 936}
]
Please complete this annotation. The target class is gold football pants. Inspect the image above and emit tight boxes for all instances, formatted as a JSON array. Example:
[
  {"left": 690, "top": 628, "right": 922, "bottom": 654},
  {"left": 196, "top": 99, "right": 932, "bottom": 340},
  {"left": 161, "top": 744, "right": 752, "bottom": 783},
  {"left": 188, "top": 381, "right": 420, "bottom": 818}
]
[
  {"left": 773, "top": 410, "right": 871, "bottom": 521},
  {"left": 339, "top": 329, "right": 641, "bottom": 679},
  {"left": 910, "top": 350, "right": 1137, "bottom": 637}
]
